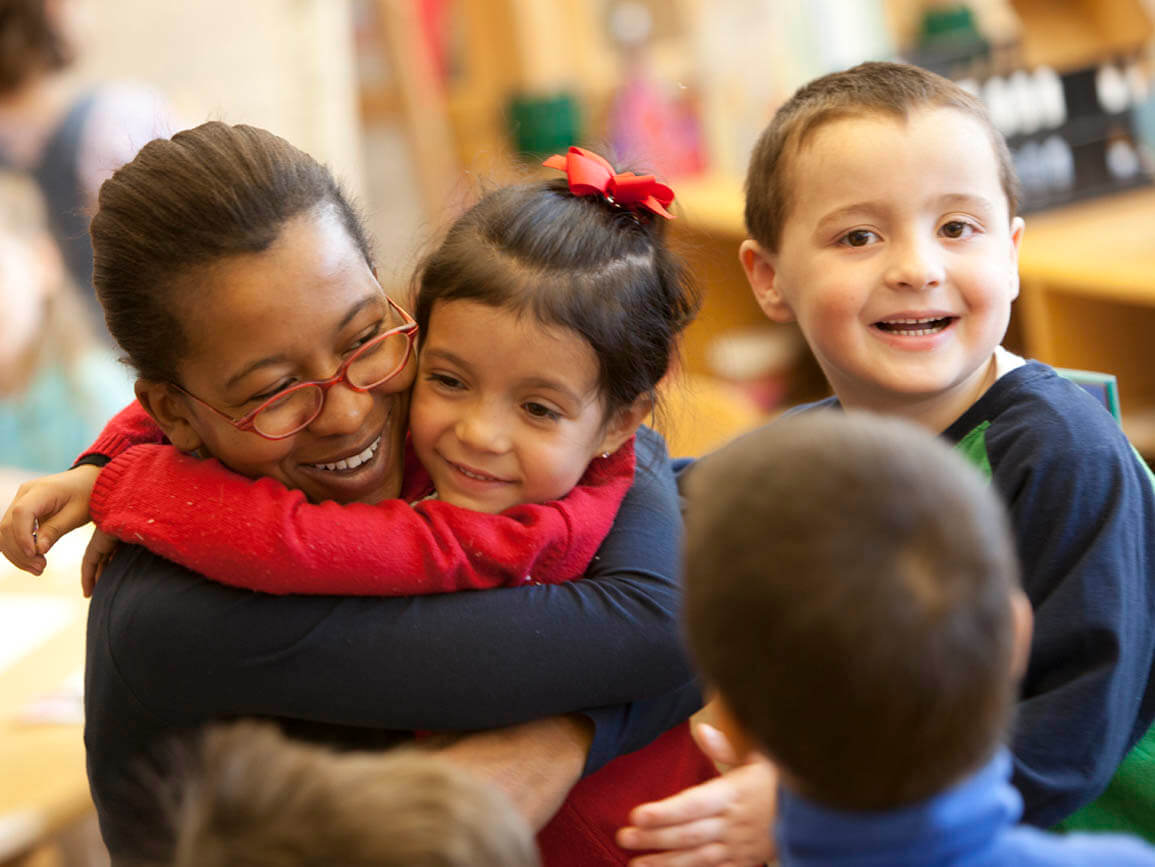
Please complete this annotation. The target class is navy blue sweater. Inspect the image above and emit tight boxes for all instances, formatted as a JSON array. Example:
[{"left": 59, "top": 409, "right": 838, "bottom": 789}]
[{"left": 84, "top": 425, "right": 701, "bottom": 859}]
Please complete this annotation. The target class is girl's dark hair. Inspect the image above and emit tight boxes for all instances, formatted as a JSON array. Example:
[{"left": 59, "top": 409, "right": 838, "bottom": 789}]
[
  {"left": 0, "top": 0, "right": 73, "bottom": 93},
  {"left": 414, "top": 176, "right": 700, "bottom": 419},
  {"left": 91, "top": 121, "right": 372, "bottom": 383}
]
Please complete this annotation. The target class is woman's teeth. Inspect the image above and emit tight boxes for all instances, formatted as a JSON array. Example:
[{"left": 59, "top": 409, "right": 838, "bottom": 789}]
[
  {"left": 877, "top": 316, "right": 952, "bottom": 336},
  {"left": 310, "top": 436, "right": 380, "bottom": 472}
]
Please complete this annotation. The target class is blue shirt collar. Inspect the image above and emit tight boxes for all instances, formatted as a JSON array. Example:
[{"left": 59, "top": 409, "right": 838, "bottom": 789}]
[{"left": 776, "top": 749, "right": 1021, "bottom": 866}]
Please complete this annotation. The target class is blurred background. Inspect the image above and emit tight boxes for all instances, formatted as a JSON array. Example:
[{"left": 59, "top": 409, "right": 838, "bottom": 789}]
[{"left": 1, "top": 0, "right": 1154, "bottom": 861}]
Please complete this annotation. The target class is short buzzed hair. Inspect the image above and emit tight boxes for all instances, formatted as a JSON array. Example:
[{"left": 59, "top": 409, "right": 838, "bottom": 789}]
[
  {"left": 683, "top": 412, "right": 1020, "bottom": 810},
  {"left": 169, "top": 722, "right": 540, "bottom": 867},
  {"left": 744, "top": 61, "right": 1019, "bottom": 252}
]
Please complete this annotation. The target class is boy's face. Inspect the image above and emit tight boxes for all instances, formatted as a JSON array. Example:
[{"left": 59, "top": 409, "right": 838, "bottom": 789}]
[{"left": 743, "top": 107, "right": 1024, "bottom": 427}]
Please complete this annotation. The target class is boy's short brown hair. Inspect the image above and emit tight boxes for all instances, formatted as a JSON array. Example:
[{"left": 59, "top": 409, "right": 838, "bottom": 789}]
[
  {"left": 683, "top": 412, "right": 1020, "bottom": 811},
  {"left": 744, "top": 61, "right": 1019, "bottom": 252},
  {"left": 170, "top": 722, "right": 540, "bottom": 867}
]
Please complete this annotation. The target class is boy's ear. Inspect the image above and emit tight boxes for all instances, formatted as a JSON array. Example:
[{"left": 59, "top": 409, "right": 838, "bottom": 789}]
[
  {"left": 134, "top": 380, "right": 207, "bottom": 454},
  {"left": 1008, "top": 217, "right": 1025, "bottom": 301},
  {"left": 1008, "top": 588, "right": 1034, "bottom": 682},
  {"left": 709, "top": 694, "right": 759, "bottom": 760},
  {"left": 740, "top": 239, "right": 795, "bottom": 323},
  {"left": 596, "top": 392, "right": 653, "bottom": 458}
]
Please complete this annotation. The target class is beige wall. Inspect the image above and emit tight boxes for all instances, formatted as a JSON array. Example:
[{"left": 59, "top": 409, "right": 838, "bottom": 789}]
[{"left": 69, "top": 0, "right": 364, "bottom": 196}]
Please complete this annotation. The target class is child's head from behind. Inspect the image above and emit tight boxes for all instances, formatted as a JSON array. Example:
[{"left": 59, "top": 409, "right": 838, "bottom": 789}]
[
  {"left": 683, "top": 412, "right": 1031, "bottom": 811},
  {"left": 410, "top": 165, "right": 699, "bottom": 512},
  {"left": 171, "top": 722, "right": 540, "bottom": 867},
  {"left": 741, "top": 62, "right": 1025, "bottom": 426}
]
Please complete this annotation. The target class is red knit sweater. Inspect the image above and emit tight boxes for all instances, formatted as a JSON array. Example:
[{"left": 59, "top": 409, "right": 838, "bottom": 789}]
[{"left": 84, "top": 402, "right": 634, "bottom": 595}]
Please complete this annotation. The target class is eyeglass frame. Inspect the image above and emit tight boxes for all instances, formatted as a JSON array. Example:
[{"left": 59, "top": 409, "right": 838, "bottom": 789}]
[{"left": 170, "top": 295, "right": 419, "bottom": 441}]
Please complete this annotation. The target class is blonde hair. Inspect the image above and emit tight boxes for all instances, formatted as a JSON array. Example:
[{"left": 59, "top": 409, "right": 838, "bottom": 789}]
[{"left": 170, "top": 722, "right": 540, "bottom": 867}]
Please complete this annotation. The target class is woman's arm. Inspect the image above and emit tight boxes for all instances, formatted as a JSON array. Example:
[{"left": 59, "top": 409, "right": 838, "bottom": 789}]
[
  {"left": 88, "top": 439, "right": 634, "bottom": 594},
  {"left": 91, "top": 426, "right": 696, "bottom": 734},
  {"left": 77, "top": 400, "right": 165, "bottom": 462}
]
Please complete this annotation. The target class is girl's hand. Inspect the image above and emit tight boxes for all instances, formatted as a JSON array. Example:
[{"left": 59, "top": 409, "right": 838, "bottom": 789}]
[
  {"left": 0, "top": 465, "right": 101, "bottom": 574},
  {"left": 81, "top": 529, "right": 120, "bottom": 597},
  {"left": 617, "top": 723, "right": 778, "bottom": 867}
]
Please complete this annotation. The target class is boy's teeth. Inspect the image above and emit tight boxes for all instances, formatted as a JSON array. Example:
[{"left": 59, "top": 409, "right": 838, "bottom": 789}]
[
  {"left": 310, "top": 436, "right": 380, "bottom": 472},
  {"left": 877, "top": 316, "right": 951, "bottom": 336}
]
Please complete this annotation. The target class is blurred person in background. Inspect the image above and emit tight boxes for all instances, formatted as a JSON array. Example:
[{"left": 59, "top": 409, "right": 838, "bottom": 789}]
[
  {"left": 0, "top": 169, "right": 133, "bottom": 472},
  {"left": 0, "top": 0, "right": 173, "bottom": 338}
]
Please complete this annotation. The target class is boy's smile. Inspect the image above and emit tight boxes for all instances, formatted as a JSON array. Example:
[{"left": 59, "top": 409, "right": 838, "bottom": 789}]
[{"left": 745, "top": 106, "right": 1025, "bottom": 430}]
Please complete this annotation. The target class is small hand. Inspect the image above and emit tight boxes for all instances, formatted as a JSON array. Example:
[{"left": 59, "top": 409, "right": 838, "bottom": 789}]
[
  {"left": 0, "top": 465, "right": 101, "bottom": 574},
  {"left": 617, "top": 723, "right": 778, "bottom": 867},
  {"left": 81, "top": 529, "right": 120, "bottom": 597}
]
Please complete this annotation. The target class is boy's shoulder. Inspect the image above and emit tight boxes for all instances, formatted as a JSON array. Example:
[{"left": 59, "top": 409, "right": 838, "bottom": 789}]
[{"left": 944, "top": 361, "right": 1133, "bottom": 471}]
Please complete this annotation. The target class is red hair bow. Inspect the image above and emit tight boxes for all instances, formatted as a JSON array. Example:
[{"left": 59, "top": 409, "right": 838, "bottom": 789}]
[{"left": 542, "top": 146, "right": 675, "bottom": 219}]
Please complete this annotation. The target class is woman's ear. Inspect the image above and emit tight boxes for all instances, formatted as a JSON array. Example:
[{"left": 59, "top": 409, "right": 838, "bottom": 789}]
[
  {"left": 596, "top": 393, "right": 654, "bottom": 458},
  {"left": 134, "top": 380, "right": 206, "bottom": 454},
  {"left": 740, "top": 239, "right": 795, "bottom": 324}
]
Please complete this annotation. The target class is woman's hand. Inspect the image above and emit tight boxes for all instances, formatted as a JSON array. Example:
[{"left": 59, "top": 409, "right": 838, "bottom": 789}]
[
  {"left": 617, "top": 723, "right": 778, "bottom": 867},
  {"left": 0, "top": 465, "right": 101, "bottom": 574}
]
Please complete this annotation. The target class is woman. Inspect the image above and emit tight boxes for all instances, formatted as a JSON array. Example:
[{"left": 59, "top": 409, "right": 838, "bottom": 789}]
[{"left": 0, "top": 122, "right": 703, "bottom": 864}]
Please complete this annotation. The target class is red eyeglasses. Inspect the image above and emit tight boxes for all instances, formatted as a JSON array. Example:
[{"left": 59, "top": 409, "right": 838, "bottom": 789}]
[{"left": 173, "top": 296, "right": 418, "bottom": 440}]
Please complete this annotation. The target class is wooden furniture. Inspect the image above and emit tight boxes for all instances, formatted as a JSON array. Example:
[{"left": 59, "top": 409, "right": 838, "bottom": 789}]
[
  {"left": 669, "top": 176, "right": 1155, "bottom": 456},
  {"left": 0, "top": 512, "right": 92, "bottom": 865}
]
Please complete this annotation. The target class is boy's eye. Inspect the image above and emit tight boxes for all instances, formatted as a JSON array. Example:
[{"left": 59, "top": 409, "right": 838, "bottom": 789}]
[
  {"left": 839, "top": 229, "right": 879, "bottom": 247},
  {"left": 940, "top": 220, "right": 976, "bottom": 239},
  {"left": 524, "top": 401, "right": 561, "bottom": 422}
]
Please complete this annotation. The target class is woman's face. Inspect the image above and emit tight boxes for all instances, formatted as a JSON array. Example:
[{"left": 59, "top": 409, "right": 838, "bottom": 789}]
[{"left": 167, "top": 206, "right": 415, "bottom": 505}]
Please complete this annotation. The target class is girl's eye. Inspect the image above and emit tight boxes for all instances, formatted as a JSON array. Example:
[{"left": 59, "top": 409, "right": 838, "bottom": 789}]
[
  {"left": 427, "top": 372, "right": 464, "bottom": 391},
  {"left": 839, "top": 229, "right": 879, "bottom": 247},
  {"left": 524, "top": 401, "right": 561, "bottom": 421},
  {"left": 940, "top": 220, "right": 976, "bottom": 239}
]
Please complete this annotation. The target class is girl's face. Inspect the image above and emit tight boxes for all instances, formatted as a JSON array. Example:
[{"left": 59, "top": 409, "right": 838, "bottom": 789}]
[
  {"left": 157, "top": 207, "right": 416, "bottom": 505},
  {"left": 409, "top": 299, "right": 629, "bottom": 514}
]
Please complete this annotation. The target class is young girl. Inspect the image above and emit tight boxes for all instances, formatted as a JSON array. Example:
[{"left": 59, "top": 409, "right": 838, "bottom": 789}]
[{"left": 17, "top": 146, "right": 697, "bottom": 602}]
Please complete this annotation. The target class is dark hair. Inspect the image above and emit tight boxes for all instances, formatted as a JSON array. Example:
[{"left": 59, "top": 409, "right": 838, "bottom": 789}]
[
  {"left": 683, "top": 411, "right": 1020, "bottom": 810},
  {"left": 91, "top": 121, "right": 372, "bottom": 383},
  {"left": 0, "top": 0, "right": 72, "bottom": 93},
  {"left": 745, "top": 61, "right": 1020, "bottom": 252},
  {"left": 170, "top": 722, "right": 539, "bottom": 867},
  {"left": 413, "top": 175, "right": 700, "bottom": 419}
]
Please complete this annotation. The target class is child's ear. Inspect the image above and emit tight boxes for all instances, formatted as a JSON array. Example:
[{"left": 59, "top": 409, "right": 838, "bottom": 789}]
[
  {"left": 1007, "top": 217, "right": 1026, "bottom": 301},
  {"left": 1008, "top": 588, "right": 1034, "bottom": 682},
  {"left": 134, "top": 380, "right": 207, "bottom": 454},
  {"left": 596, "top": 393, "right": 653, "bottom": 458},
  {"left": 740, "top": 239, "right": 795, "bottom": 324},
  {"left": 709, "top": 694, "right": 759, "bottom": 760}
]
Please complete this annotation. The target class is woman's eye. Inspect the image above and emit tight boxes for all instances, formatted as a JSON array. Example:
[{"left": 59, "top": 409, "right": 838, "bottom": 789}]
[
  {"left": 940, "top": 220, "right": 976, "bottom": 239},
  {"left": 346, "top": 323, "right": 384, "bottom": 354},
  {"left": 839, "top": 229, "right": 879, "bottom": 247},
  {"left": 524, "top": 401, "right": 561, "bottom": 421},
  {"left": 251, "top": 382, "right": 294, "bottom": 404}
]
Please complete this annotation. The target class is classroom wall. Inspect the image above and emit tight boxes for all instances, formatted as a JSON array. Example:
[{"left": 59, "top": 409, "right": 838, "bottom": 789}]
[{"left": 68, "top": 0, "right": 365, "bottom": 197}]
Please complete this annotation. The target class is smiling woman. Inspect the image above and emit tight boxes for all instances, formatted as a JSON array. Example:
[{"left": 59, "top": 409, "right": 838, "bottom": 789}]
[{"left": 0, "top": 122, "right": 709, "bottom": 865}]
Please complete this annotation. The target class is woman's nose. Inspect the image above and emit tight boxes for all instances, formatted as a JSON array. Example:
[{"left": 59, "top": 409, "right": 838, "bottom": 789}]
[{"left": 307, "top": 381, "right": 377, "bottom": 438}]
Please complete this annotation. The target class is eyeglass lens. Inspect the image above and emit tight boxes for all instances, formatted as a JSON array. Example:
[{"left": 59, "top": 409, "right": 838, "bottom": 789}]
[{"left": 252, "top": 332, "right": 411, "bottom": 437}]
